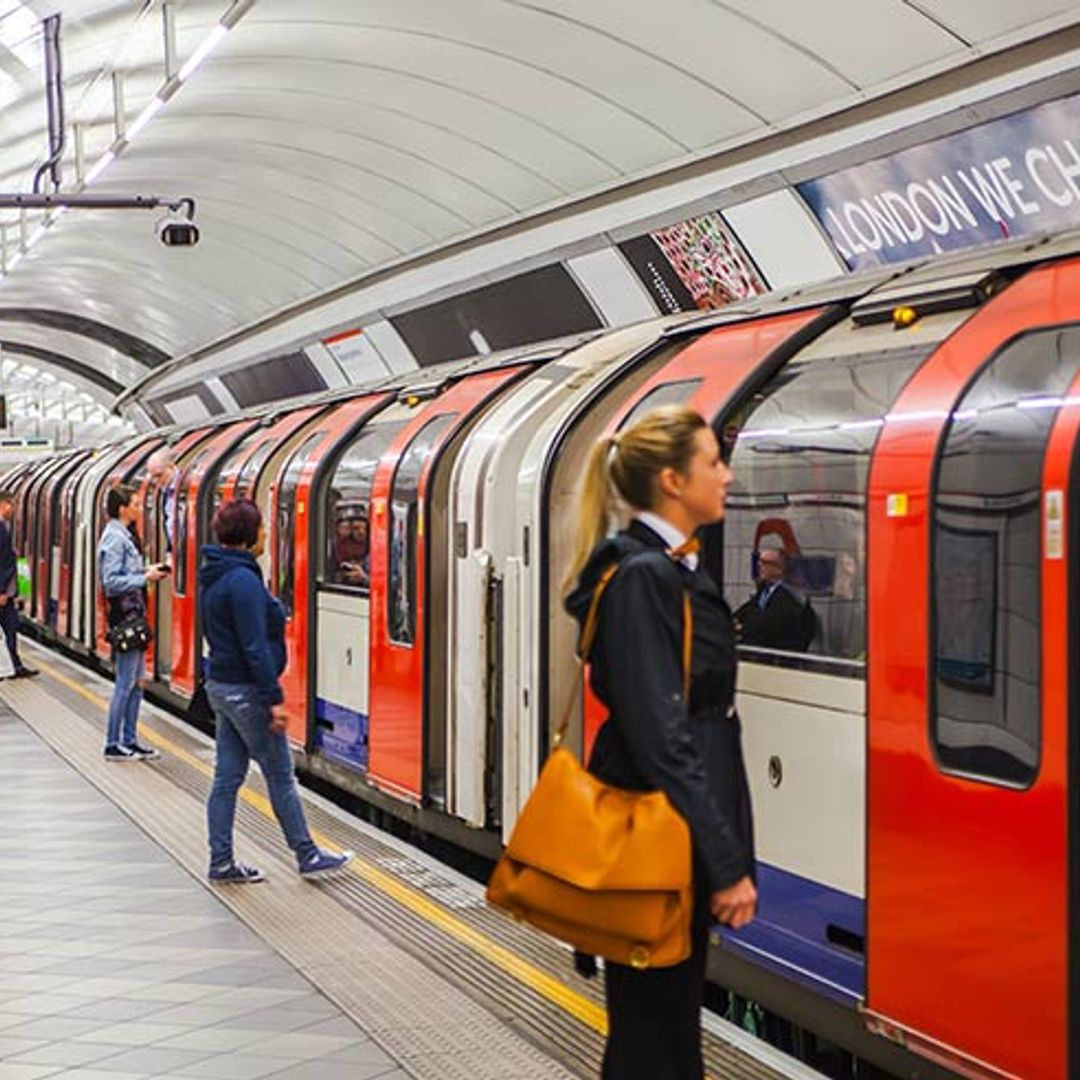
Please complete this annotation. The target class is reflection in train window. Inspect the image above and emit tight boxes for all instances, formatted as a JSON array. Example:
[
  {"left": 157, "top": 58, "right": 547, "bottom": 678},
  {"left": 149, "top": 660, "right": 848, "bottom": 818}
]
[
  {"left": 933, "top": 328, "right": 1080, "bottom": 787},
  {"left": 619, "top": 378, "right": 704, "bottom": 431},
  {"left": 388, "top": 414, "right": 457, "bottom": 646},
  {"left": 723, "top": 344, "right": 928, "bottom": 669},
  {"left": 321, "top": 420, "right": 407, "bottom": 592},
  {"left": 274, "top": 432, "right": 326, "bottom": 617}
]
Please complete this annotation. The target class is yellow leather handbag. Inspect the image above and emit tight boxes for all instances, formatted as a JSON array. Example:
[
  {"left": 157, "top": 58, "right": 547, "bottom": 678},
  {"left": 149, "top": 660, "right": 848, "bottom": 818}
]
[{"left": 486, "top": 557, "right": 693, "bottom": 970}]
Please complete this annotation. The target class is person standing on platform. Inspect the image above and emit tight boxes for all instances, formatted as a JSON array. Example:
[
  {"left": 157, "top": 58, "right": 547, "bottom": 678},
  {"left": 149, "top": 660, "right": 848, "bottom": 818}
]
[
  {"left": 200, "top": 497, "right": 353, "bottom": 884},
  {"left": 98, "top": 485, "right": 167, "bottom": 761},
  {"left": 564, "top": 406, "right": 757, "bottom": 1080},
  {"left": 0, "top": 492, "right": 35, "bottom": 678},
  {"left": 146, "top": 447, "right": 178, "bottom": 558}
]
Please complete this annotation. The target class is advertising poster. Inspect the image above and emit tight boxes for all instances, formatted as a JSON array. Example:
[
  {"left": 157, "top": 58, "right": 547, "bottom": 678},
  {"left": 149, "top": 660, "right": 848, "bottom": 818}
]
[
  {"left": 798, "top": 93, "right": 1080, "bottom": 270},
  {"left": 619, "top": 211, "right": 767, "bottom": 314}
]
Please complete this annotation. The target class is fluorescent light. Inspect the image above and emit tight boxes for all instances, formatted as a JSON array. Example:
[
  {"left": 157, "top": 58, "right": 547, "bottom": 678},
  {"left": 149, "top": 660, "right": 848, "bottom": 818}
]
[
  {"left": 178, "top": 24, "right": 227, "bottom": 82},
  {"left": 126, "top": 95, "right": 165, "bottom": 142},
  {"left": 25, "top": 224, "right": 46, "bottom": 249},
  {"left": 84, "top": 150, "right": 115, "bottom": 184},
  {"left": 6, "top": 251, "right": 23, "bottom": 271}
]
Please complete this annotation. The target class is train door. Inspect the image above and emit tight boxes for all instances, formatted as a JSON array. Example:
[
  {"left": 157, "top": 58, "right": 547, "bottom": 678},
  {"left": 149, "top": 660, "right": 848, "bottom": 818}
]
[
  {"left": 74, "top": 443, "right": 136, "bottom": 651},
  {"left": 93, "top": 438, "right": 163, "bottom": 661},
  {"left": 57, "top": 453, "right": 100, "bottom": 640},
  {"left": 170, "top": 421, "right": 256, "bottom": 697},
  {"left": 443, "top": 321, "right": 697, "bottom": 831},
  {"left": 312, "top": 411, "right": 407, "bottom": 774},
  {"left": 27, "top": 456, "right": 71, "bottom": 626},
  {"left": 271, "top": 394, "right": 389, "bottom": 746},
  {"left": 42, "top": 453, "right": 91, "bottom": 630},
  {"left": 865, "top": 260, "right": 1080, "bottom": 1080},
  {"left": 146, "top": 428, "right": 211, "bottom": 681},
  {"left": 368, "top": 367, "right": 530, "bottom": 802}
]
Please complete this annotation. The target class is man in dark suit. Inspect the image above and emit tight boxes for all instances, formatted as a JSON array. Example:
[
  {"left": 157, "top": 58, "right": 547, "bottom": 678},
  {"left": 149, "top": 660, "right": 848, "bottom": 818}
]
[
  {"left": 734, "top": 546, "right": 817, "bottom": 653},
  {"left": 0, "top": 492, "right": 36, "bottom": 678}
]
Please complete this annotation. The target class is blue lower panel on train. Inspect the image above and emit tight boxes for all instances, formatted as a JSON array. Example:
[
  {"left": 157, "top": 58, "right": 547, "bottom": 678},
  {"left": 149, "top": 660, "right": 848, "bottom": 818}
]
[
  {"left": 721, "top": 862, "right": 865, "bottom": 1006},
  {"left": 315, "top": 697, "right": 368, "bottom": 772}
]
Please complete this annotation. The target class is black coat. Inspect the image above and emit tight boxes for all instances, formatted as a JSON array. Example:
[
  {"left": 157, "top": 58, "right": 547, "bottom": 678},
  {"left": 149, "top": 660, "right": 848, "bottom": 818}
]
[
  {"left": 0, "top": 517, "right": 16, "bottom": 596},
  {"left": 734, "top": 581, "right": 816, "bottom": 653},
  {"left": 565, "top": 519, "right": 755, "bottom": 894}
]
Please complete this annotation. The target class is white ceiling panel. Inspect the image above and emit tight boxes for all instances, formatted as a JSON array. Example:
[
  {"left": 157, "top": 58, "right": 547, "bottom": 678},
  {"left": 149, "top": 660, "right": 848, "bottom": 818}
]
[
  {"left": 0, "top": 0, "right": 1072, "bottom": 414},
  {"left": 911, "top": 0, "right": 1080, "bottom": 44}
]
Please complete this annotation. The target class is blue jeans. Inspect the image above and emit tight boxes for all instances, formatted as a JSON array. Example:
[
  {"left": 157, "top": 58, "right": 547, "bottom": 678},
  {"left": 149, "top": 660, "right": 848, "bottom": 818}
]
[
  {"left": 205, "top": 681, "right": 318, "bottom": 869},
  {"left": 106, "top": 648, "right": 144, "bottom": 748}
]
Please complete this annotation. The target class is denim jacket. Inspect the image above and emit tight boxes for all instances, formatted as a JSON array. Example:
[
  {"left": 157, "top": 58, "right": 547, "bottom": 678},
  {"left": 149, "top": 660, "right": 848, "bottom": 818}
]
[{"left": 98, "top": 519, "right": 148, "bottom": 624}]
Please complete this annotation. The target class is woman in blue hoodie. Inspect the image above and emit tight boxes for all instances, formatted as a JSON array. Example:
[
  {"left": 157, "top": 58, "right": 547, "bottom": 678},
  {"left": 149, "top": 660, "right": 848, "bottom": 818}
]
[{"left": 201, "top": 498, "right": 353, "bottom": 883}]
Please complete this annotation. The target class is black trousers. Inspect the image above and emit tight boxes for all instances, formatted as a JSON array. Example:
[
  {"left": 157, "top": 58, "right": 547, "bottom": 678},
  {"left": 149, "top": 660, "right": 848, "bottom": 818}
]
[
  {"left": 0, "top": 599, "right": 21, "bottom": 672},
  {"left": 601, "top": 881, "right": 712, "bottom": 1080}
]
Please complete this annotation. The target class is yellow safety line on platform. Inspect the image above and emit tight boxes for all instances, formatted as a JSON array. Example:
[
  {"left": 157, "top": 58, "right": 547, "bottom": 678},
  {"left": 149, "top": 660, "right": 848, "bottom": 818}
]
[{"left": 30, "top": 656, "right": 609, "bottom": 1035}]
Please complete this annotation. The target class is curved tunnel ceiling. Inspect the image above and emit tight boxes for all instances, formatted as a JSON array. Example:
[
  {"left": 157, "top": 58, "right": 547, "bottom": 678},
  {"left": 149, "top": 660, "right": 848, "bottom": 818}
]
[{"left": 0, "top": 0, "right": 1077, "bottom": 407}]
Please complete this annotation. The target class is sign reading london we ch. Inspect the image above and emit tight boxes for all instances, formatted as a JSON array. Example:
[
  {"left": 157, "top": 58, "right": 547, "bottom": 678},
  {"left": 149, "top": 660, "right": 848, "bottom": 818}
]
[{"left": 798, "top": 94, "right": 1080, "bottom": 270}]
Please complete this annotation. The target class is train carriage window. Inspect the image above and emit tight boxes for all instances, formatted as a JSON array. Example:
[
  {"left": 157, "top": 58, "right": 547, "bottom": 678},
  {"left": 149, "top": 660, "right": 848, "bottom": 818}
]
[
  {"left": 275, "top": 432, "right": 326, "bottom": 617},
  {"left": 235, "top": 440, "right": 276, "bottom": 501},
  {"left": 619, "top": 379, "right": 704, "bottom": 431},
  {"left": 723, "top": 343, "right": 930, "bottom": 670},
  {"left": 388, "top": 414, "right": 457, "bottom": 646},
  {"left": 212, "top": 431, "right": 261, "bottom": 511},
  {"left": 932, "top": 327, "right": 1080, "bottom": 787},
  {"left": 320, "top": 420, "right": 407, "bottom": 592}
]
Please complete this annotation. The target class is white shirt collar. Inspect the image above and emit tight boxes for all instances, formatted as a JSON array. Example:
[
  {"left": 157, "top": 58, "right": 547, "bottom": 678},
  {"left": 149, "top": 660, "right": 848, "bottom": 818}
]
[{"left": 634, "top": 511, "right": 698, "bottom": 570}]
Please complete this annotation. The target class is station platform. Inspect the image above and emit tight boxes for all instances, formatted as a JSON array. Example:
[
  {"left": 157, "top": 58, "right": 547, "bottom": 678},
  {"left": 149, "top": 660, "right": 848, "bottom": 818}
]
[{"left": 0, "top": 639, "right": 823, "bottom": 1080}]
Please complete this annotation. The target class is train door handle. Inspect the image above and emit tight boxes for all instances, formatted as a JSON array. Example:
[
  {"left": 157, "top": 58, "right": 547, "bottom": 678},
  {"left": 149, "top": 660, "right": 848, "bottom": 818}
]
[{"left": 345, "top": 646, "right": 353, "bottom": 666}]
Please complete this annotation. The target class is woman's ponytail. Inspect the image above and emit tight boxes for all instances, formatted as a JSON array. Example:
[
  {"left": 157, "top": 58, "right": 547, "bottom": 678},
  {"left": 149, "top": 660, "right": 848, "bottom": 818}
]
[
  {"left": 562, "top": 405, "right": 707, "bottom": 595},
  {"left": 563, "top": 435, "right": 618, "bottom": 592}
]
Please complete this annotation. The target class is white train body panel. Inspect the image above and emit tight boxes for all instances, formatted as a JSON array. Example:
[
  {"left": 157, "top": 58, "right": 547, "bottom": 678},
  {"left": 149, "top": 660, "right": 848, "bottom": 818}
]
[{"left": 737, "top": 663, "right": 865, "bottom": 899}]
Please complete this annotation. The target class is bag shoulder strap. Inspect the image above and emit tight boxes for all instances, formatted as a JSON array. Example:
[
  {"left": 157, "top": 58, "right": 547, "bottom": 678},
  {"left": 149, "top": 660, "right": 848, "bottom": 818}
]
[{"left": 556, "top": 544, "right": 694, "bottom": 747}]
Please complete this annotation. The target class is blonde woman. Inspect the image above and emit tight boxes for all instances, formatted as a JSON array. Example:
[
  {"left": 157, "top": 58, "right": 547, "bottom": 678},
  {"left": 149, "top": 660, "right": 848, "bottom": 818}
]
[{"left": 564, "top": 405, "right": 757, "bottom": 1079}]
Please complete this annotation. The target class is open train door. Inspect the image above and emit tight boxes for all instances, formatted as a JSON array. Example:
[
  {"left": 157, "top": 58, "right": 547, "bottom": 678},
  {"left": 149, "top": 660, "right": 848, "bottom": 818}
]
[{"left": 866, "top": 259, "right": 1080, "bottom": 1080}]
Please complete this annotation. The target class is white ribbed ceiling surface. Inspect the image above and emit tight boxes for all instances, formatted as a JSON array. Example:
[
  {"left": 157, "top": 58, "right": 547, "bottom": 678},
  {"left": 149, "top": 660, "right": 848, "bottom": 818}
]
[{"left": 0, "top": 0, "right": 1077, "bottom": 408}]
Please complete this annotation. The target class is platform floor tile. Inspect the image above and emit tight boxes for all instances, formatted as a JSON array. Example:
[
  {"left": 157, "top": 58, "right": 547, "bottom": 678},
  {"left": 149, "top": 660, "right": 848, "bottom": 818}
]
[{"left": 0, "top": 706, "right": 402, "bottom": 1080}]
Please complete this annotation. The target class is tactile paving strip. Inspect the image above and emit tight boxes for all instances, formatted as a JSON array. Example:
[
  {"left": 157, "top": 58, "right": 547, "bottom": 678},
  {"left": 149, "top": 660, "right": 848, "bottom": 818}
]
[{"left": 8, "top": 647, "right": 818, "bottom": 1080}]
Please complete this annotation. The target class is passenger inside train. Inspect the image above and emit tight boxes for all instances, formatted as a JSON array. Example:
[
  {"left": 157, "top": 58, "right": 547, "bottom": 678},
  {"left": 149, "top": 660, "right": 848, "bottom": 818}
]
[{"left": 331, "top": 503, "right": 370, "bottom": 587}]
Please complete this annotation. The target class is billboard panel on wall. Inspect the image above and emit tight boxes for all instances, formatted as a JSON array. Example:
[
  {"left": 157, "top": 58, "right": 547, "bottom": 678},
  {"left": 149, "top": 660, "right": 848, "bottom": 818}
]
[
  {"left": 619, "top": 210, "right": 767, "bottom": 315},
  {"left": 798, "top": 93, "right": 1080, "bottom": 271}
]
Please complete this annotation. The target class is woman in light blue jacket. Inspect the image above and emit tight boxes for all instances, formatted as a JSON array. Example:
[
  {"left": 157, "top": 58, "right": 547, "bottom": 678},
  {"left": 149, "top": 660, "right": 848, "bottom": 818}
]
[{"left": 97, "top": 484, "right": 167, "bottom": 762}]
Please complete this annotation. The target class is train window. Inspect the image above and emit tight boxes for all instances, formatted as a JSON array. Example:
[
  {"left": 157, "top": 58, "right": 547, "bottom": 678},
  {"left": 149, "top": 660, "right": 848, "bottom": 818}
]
[
  {"left": 174, "top": 448, "right": 212, "bottom": 596},
  {"left": 235, "top": 440, "right": 276, "bottom": 500},
  {"left": 320, "top": 420, "right": 407, "bottom": 592},
  {"left": 275, "top": 431, "right": 326, "bottom": 617},
  {"left": 388, "top": 414, "right": 457, "bottom": 646},
  {"left": 619, "top": 379, "right": 704, "bottom": 431},
  {"left": 932, "top": 327, "right": 1080, "bottom": 787},
  {"left": 212, "top": 431, "right": 261, "bottom": 511},
  {"left": 723, "top": 343, "right": 929, "bottom": 669}
]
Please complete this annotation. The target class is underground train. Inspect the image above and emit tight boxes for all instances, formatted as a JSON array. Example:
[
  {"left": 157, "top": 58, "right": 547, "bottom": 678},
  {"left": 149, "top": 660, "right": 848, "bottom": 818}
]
[{"left": 10, "top": 228, "right": 1080, "bottom": 1080}]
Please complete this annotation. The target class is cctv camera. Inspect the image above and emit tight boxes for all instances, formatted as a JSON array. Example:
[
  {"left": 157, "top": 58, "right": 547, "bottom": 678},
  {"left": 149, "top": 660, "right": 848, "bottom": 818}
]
[{"left": 159, "top": 219, "right": 199, "bottom": 247}]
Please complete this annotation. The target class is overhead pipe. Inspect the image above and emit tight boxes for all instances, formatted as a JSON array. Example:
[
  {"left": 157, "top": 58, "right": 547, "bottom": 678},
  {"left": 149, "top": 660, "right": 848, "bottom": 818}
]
[{"left": 32, "top": 14, "right": 65, "bottom": 195}]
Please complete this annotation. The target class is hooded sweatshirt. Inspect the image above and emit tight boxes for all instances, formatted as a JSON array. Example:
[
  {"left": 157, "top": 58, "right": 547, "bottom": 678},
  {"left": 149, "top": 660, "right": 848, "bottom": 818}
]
[
  {"left": 565, "top": 520, "right": 754, "bottom": 893},
  {"left": 199, "top": 545, "right": 285, "bottom": 706}
]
